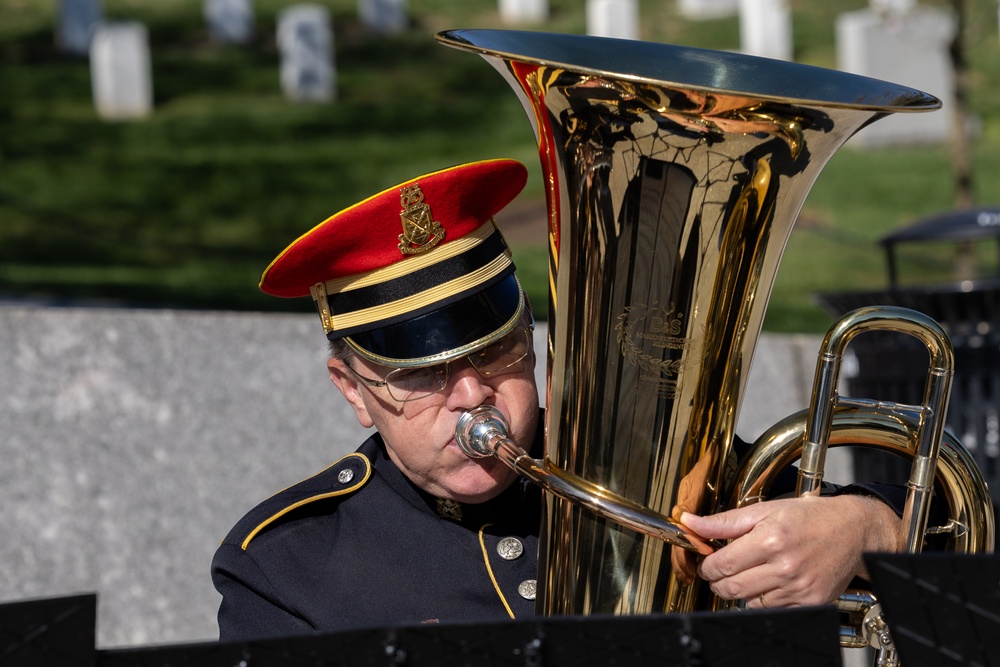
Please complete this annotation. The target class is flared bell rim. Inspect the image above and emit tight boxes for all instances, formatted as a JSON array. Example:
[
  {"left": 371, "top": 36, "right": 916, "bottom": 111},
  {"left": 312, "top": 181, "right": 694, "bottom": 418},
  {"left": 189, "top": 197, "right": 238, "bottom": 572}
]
[{"left": 436, "top": 29, "right": 941, "bottom": 113}]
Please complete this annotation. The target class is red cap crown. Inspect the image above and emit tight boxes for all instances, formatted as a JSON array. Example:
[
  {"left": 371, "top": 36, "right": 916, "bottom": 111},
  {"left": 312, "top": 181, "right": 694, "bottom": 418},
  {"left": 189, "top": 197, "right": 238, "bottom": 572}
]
[
  {"left": 259, "top": 158, "right": 529, "bottom": 366},
  {"left": 261, "top": 158, "right": 527, "bottom": 297}
]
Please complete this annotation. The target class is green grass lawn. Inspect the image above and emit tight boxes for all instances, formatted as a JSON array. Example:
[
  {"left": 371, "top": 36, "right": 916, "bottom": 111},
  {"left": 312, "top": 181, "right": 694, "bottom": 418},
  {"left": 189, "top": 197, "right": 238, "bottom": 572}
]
[{"left": 3, "top": 0, "right": 1000, "bottom": 331}]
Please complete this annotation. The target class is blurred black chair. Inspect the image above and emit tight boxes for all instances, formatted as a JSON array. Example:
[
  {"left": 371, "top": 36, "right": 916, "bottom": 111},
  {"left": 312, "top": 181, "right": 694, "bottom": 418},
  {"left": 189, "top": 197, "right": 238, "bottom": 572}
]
[{"left": 880, "top": 207, "right": 1000, "bottom": 289}]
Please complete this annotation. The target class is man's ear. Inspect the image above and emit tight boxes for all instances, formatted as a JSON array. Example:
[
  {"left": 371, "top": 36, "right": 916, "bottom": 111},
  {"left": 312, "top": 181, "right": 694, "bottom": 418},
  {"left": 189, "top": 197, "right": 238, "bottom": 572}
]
[{"left": 328, "top": 357, "right": 375, "bottom": 428}]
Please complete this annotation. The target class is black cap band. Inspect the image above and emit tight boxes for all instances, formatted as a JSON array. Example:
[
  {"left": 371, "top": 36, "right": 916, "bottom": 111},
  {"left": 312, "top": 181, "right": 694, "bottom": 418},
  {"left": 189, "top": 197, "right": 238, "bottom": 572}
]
[{"left": 341, "top": 273, "right": 524, "bottom": 367}]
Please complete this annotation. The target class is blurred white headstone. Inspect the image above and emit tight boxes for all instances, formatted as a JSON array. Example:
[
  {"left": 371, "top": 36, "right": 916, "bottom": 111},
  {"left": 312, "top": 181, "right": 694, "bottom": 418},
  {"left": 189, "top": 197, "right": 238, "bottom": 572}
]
[
  {"left": 870, "top": 0, "right": 917, "bottom": 14},
  {"left": 837, "top": 6, "right": 955, "bottom": 147},
  {"left": 204, "top": 0, "right": 255, "bottom": 44},
  {"left": 586, "top": 0, "right": 639, "bottom": 40},
  {"left": 499, "top": 0, "right": 549, "bottom": 25},
  {"left": 677, "top": 0, "right": 738, "bottom": 20},
  {"left": 90, "top": 22, "right": 154, "bottom": 120},
  {"left": 277, "top": 5, "right": 336, "bottom": 103},
  {"left": 739, "top": 0, "right": 792, "bottom": 61},
  {"left": 57, "top": 0, "right": 103, "bottom": 55},
  {"left": 358, "top": 0, "right": 407, "bottom": 34}
]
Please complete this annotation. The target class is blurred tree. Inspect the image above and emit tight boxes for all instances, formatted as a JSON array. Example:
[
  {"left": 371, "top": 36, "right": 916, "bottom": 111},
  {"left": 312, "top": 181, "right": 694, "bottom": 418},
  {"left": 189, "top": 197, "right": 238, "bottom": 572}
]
[
  {"left": 949, "top": 0, "right": 974, "bottom": 208},
  {"left": 948, "top": 0, "right": 976, "bottom": 280}
]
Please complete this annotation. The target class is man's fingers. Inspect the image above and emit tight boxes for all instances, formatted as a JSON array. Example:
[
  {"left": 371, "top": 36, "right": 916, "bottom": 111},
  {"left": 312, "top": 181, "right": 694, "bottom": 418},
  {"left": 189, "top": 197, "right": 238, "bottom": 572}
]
[
  {"left": 680, "top": 505, "right": 767, "bottom": 540},
  {"left": 701, "top": 561, "right": 780, "bottom": 604}
]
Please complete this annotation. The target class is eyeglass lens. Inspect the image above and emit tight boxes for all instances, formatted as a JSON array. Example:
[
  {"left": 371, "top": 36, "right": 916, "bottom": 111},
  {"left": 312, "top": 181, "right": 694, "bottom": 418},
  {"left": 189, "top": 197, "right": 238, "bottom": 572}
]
[{"left": 384, "top": 327, "right": 531, "bottom": 401}]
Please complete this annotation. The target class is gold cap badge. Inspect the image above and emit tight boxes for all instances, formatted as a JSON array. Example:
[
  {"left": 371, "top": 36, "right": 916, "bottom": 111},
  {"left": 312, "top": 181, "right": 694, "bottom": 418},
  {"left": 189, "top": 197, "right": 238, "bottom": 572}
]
[{"left": 398, "top": 183, "right": 445, "bottom": 255}]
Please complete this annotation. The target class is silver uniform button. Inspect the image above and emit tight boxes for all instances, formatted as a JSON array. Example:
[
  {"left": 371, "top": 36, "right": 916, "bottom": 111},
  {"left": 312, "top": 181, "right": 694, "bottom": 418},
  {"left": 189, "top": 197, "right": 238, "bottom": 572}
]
[
  {"left": 337, "top": 469, "right": 355, "bottom": 484},
  {"left": 497, "top": 537, "right": 524, "bottom": 560},
  {"left": 518, "top": 579, "right": 537, "bottom": 600}
]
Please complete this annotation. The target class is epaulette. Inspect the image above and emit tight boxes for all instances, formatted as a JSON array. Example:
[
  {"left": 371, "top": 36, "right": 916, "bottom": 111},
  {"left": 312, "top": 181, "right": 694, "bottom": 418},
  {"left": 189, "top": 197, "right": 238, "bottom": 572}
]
[{"left": 233, "top": 451, "right": 372, "bottom": 551}]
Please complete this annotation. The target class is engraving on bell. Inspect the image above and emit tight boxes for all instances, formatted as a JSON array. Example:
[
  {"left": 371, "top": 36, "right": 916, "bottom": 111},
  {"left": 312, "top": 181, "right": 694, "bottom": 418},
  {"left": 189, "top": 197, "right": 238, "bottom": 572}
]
[
  {"left": 337, "top": 469, "right": 355, "bottom": 484},
  {"left": 518, "top": 579, "right": 536, "bottom": 600},
  {"left": 497, "top": 537, "right": 524, "bottom": 560}
]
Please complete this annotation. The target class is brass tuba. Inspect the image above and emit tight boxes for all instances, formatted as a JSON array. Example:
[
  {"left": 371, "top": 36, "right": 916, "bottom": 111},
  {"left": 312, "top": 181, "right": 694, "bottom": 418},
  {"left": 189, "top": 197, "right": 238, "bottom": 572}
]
[{"left": 441, "top": 29, "right": 994, "bottom": 658}]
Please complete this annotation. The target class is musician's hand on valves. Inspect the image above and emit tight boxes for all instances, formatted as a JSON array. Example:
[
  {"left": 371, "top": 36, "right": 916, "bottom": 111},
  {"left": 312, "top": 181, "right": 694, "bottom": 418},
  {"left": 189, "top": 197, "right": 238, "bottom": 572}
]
[{"left": 680, "top": 494, "right": 900, "bottom": 608}]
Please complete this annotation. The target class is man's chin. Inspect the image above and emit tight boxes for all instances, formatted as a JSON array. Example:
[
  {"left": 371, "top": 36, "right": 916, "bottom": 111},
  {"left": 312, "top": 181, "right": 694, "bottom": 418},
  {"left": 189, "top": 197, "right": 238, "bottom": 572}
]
[{"left": 447, "top": 465, "right": 518, "bottom": 504}]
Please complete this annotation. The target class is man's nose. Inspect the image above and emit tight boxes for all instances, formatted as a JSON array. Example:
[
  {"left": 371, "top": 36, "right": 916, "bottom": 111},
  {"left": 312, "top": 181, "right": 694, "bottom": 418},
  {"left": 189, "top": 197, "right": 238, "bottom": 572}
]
[{"left": 446, "top": 359, "right": 492, "bottom": 407}]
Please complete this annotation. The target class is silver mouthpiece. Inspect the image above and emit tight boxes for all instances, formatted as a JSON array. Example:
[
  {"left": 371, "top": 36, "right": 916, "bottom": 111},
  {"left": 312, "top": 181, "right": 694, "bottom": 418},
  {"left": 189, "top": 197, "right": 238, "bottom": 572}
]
[{"left": 455, "top": 405, "right": 509, "bottom": 458}]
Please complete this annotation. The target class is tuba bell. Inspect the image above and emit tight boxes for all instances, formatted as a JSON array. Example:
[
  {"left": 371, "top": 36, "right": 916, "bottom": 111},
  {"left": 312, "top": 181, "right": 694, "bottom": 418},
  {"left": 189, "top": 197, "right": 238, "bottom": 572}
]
[{"left": 440, "top": 29, "right": 994, "bottom": 660}]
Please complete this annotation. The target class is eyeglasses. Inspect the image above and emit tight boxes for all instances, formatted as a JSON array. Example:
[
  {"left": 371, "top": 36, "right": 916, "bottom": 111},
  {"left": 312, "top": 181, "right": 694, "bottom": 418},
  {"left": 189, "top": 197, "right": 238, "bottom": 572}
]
[{"left": 347, "top": 325, "right": 534, "bottom": 403}]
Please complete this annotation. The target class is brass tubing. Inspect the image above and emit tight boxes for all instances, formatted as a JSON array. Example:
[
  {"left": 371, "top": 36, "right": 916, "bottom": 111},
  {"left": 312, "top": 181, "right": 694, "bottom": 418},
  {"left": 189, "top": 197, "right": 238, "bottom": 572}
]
[
  {"left": 797, "top": 306, "right": 956, "bottom": 553},
  {"left": 436, "top": 27, "right": 944, "bottom": 618},
  {"left": 733, "top": 400, "right": 994, "bottom": 554},
  {"left": 456, "top": 406, "right": 718, "bottom": 555},
  {"left": 438, "top": 33, "right": 992, "bottom": 659}
]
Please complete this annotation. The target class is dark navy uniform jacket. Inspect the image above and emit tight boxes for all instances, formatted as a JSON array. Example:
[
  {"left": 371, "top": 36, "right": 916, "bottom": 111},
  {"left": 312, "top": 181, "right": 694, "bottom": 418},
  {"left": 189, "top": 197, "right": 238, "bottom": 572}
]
[
  {"left": 212, "top": 430, "right": 541, "bottom": 640},
  {"left": 212, "top": 413, "right": 909, "bottom": 641}
]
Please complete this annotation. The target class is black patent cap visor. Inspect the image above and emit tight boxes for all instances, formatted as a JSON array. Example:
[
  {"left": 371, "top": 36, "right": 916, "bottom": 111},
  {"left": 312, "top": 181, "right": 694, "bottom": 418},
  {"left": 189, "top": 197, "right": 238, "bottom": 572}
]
[{"left": 341, "top": 274, "right": 525, "bottom": 368}]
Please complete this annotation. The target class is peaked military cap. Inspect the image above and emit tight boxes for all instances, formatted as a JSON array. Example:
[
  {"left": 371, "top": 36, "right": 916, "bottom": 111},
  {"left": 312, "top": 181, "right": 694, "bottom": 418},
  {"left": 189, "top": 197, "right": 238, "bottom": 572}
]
[{"left": 260, "top": 158, "right": 528, "bottom": 367}]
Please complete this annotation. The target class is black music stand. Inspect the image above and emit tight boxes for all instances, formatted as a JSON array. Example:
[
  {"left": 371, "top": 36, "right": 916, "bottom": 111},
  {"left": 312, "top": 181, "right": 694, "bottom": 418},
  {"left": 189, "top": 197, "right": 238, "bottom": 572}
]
[
  {"left": 99, "top": 607, "right": 841, "bottom": 667},
  {"left": 0, "top": 592, "right": 97, "bottom": 667},
  {"left": 865, "top": 552, "right": 1000, "bottom": 667}
]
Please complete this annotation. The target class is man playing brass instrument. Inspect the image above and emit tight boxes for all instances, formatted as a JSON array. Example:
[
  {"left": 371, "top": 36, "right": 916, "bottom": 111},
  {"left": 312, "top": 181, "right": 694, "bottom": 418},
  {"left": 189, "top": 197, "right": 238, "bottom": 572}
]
[{"left": 212, "top": 159, "right": 903, "bottom": 639}]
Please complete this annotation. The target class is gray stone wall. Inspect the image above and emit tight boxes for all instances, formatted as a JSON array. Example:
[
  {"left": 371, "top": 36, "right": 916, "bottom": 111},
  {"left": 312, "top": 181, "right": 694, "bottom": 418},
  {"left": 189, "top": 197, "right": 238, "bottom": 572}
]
[{"left": 0, "top": 305, "right": 829, "bottom": 648}]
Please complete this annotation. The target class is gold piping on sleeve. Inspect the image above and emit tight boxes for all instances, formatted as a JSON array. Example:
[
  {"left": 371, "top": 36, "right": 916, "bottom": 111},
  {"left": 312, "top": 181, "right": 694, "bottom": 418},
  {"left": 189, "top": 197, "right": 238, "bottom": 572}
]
[
  {"left": 478, "top": 523, "right": 516, "bottom": 619},
  {"left": 241, "top": 453, "right": 372, "bottom": 551}
]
